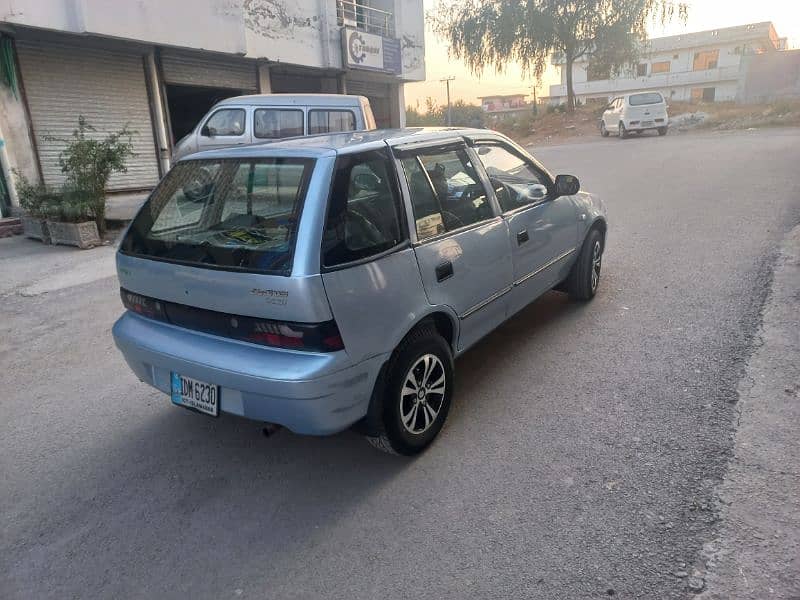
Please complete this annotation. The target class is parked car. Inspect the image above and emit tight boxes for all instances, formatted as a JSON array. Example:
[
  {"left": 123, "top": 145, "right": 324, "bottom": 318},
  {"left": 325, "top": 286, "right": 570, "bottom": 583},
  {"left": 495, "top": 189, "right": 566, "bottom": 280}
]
[
  {"left": 171, "top": 93, "right": 377, "bottom": 160},
  {"left": 600, "top": 92, "right": 669, "bottom": 138},
  {"left": 114, "top": 128, "right": 607, "bottom": 455}
]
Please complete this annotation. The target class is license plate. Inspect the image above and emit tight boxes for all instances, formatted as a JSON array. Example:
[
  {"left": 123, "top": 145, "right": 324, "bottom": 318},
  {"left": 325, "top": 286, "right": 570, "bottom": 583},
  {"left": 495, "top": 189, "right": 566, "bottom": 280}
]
[
  {"left": 171, "top": 372, "right": 219, "bottom": 417},
  {"left": 642, "top": 120, "right": 654, "bottom": 127}
]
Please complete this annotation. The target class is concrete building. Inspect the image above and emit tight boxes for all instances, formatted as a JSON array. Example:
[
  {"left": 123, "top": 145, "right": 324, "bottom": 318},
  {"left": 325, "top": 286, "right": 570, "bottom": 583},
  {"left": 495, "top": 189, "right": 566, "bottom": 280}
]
[
  {"left": 0, "top": 0, "right": 425, "bottom": 215},
  {"left": 479, "top": 93, "right": 529, "bottom": 114},
  {"left": 548, "top": 22, "right": 785, "bottom": 106}
]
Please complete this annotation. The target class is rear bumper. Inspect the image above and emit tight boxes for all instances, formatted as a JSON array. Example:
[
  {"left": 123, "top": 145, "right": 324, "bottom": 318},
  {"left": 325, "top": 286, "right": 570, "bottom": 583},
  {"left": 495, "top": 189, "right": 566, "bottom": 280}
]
[
  {"left": 112, "top": 311, "right": 386, "bottom": 435},
  {"left": 624, "top": 119, "right": 668, "bottom": 130}
]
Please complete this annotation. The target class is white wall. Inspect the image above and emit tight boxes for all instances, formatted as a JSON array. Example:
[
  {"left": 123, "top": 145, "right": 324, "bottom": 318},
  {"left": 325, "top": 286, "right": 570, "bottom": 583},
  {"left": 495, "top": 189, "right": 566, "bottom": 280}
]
[
  {"left": 0, "top": 0, "right": 246, "bottom": 54},
  {"left": 0, "top": 0, "right": 426, "bottom": 81}
]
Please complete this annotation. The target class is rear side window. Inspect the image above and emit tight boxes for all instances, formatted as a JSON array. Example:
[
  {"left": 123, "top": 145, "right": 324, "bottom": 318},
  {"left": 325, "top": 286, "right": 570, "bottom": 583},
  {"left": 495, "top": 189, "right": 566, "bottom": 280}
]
[
  {"left": 254, "top": 109, "right": 304, "bottom": 139},
  {"left": 399, "top": 147, "right": 491, "bottom": 241},
  {"left": 121, "top": 158, "right": 314, "bottom": 274},
  {"left": 322, "top": 150, "right": 405, "bottom": 267},
  {"left": 629, "top": 93, "right": 664, "bottom": 106},
  {"left": 309, "top": 110, "right": 357, "bottom": 135},
  {"left": 204, "top": 109, "right": 245, "bottom": 136}
]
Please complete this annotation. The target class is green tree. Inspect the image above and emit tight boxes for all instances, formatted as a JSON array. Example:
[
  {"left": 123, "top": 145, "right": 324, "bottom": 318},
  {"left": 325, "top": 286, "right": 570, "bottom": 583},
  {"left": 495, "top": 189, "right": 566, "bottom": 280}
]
[{"left": 432, "top": 0, "right": 687, "bottom": 112}]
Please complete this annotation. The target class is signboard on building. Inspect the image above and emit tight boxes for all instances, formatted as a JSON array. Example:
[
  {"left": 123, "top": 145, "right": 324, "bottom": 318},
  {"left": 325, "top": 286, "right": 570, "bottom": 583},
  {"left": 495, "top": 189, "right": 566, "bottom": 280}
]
[{"left": 343, "top": 28, "right": 401, "bottom": 75}]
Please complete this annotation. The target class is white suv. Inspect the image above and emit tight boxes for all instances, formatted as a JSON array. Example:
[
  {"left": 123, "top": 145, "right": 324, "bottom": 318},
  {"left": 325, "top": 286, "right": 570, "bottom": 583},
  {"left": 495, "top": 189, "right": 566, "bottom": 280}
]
[{"left": 600, "top": 92, "right": 669, "bottom": 139}]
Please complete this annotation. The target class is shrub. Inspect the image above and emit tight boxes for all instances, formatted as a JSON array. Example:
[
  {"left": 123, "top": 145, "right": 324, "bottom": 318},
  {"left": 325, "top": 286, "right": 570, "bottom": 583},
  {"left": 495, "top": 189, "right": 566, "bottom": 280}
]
[
  {"left": 47, "top": 116, "right": 135, "bottom": 235},
  {"left": 49, "top": 184, "right": 94, "bottom": 223},
  {"left": 13, "top": 170, "right": 51, "bottom": 219}
]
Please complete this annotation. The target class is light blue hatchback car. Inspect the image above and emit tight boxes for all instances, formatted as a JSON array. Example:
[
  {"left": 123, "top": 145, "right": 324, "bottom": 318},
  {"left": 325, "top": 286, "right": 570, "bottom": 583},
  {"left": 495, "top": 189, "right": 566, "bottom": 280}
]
[{"left": 113, "top": 128, "right": 607, "bottom": 455}]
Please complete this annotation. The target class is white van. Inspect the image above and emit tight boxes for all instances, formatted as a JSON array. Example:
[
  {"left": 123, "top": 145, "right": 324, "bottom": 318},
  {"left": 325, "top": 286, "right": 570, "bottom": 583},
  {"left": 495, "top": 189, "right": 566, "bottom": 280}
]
[
  {"left": 600, "top": 92, "right": 669, "bottom": 139},
  {"left": 172, "top": 94, "right": 377, "bottom": 160}
]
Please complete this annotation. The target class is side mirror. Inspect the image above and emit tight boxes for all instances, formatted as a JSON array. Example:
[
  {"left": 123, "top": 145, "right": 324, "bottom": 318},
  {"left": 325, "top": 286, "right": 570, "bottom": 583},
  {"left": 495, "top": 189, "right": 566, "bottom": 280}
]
[
  {"left": 554, "top": 174, "right": 580, "bottom": 197},
  {"left": 201, "top": 125, "right": 214, "bottom": 137}
]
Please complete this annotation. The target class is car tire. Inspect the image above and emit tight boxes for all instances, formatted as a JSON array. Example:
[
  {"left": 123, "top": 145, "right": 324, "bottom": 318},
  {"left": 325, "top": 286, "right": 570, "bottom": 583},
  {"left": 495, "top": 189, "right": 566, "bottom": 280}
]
[
  {"left": 657, "top": 126, "right": 668, "bottom": 136},
  {"left": 566, "top": 228, "right": 604, "bottom": 301},
  {"left": 618, "top": 123, "right": 628, "bottom": 139},
  {"left": 365, "top": 324, "right": 454, "bottom": 456},
  {"left": 600, "top": 122, "right": 609, "bottom": 137}
]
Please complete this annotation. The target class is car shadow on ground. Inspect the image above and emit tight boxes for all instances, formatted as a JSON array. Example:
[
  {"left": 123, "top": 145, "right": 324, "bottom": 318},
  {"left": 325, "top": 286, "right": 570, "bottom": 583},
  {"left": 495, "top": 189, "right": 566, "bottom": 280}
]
[{"left": 445, "top": 289, "right": 595, "bottom": 429}]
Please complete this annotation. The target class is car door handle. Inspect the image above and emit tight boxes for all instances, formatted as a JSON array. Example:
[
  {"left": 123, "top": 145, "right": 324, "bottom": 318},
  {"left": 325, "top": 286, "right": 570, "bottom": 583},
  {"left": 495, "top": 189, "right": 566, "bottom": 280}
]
[
  {"left": 435, "top": 261, "right": 454, "bottom": 282},
  {"left": 516, "top": 229, "right": 529, "bottom": 245}
]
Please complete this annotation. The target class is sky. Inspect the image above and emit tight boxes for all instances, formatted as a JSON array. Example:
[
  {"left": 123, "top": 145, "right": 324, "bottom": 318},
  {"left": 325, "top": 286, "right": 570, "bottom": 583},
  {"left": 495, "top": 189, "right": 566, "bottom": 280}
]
[{"left": 405, "top": 0, "right": 800, "bottom": 108}]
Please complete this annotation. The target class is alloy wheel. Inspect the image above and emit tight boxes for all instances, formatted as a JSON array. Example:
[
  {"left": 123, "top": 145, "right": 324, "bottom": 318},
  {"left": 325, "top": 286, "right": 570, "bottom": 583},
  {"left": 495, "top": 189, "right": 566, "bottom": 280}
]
[
  {"left": 399, "top": 354, "right": 446, "bottom": 435},
  {"left": 591, "top": 240, "right": 602, "bottom": 292}
]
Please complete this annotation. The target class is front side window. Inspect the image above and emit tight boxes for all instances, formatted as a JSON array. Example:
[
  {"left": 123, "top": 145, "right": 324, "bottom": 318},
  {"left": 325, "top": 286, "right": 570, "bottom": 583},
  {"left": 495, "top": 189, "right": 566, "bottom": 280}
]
[
  {"left": 121, "top": 158, "right": 314, "bottom": 274},
  {"left": 254, "top": 109, "right": 304, "bottom": 139},
  {"left": 203, "top": 109, "right": 245, "bottom": 137},
  {"left": 474, "top": 144, "right": 548, "bottom": 212},
  {"left": 400, "top": 147, "right": 492, "bottom": 242},
  {"left": 322, "top": 150, "right": 405, "bottom": 267},
  {"left": 309, "top": 110, "right": 357, "bottom": 135}
]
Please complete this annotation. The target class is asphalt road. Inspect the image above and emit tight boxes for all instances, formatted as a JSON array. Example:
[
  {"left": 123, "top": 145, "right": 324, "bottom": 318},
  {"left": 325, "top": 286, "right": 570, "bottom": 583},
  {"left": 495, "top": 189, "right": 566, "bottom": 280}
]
[{"left": 2, "top": 128, "right": 799, "bottom": 600}]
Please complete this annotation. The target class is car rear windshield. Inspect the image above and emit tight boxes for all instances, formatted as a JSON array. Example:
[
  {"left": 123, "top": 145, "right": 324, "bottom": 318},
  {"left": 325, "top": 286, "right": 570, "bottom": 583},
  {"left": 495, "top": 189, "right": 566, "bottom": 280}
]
[
  {"left": 120, "top": 158, "right": 314, "bottom": 274},
  {"left": 629, "top": 93, "right": 664, "bottom": 106}
]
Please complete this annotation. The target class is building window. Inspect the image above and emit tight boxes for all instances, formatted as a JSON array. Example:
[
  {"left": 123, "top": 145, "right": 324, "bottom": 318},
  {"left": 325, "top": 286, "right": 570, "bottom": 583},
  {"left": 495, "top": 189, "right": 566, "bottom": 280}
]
[
  {"left": 690, "top": 87, "right": 716, "bottom": 103},
  {"left": 693, "top": 50, "right": 719, "bottom": 71},
  {"left": 636, "top": 63, "right": 647, "bottom": 77},
  {"left": 652, "top": 61, "right": 671, "bottom": 74},
  {"left": 586, "top": 63, "right": 611, "bottom": 81}
]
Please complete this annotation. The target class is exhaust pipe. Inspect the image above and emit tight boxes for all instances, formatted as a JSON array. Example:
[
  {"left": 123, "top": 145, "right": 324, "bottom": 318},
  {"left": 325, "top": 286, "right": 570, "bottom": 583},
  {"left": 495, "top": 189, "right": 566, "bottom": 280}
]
[{"left": 262, "top": 423, "right": 283, "bottom": 438}]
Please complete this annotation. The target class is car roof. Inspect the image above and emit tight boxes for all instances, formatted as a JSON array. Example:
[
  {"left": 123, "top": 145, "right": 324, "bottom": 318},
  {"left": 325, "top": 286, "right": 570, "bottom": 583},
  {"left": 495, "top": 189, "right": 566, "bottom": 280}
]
[
  {"left": 622, "top": 92, "right": 665, "bottom": 99},
  {"left": 215, "top": 94, "right": 366, "bottom": 108},
  {"left": 181, "top": 127, "right": 495, "bottom": 161}
]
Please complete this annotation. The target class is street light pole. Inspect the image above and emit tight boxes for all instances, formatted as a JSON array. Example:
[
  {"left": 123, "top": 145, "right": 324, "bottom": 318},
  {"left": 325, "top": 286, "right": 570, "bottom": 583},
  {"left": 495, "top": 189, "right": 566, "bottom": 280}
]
[{"left": 440, "top": 76, "right": 455, "bottom": 126}]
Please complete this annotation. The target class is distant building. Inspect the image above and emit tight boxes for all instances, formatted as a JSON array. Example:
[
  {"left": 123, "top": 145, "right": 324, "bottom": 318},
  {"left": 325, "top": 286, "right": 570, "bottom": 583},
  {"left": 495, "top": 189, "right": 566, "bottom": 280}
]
[
  {"left": 548, "top": 22, "right": 786, "bottom": 105},
  {"left": 479, "top": 94, "right": 530, "bottom": 114}
]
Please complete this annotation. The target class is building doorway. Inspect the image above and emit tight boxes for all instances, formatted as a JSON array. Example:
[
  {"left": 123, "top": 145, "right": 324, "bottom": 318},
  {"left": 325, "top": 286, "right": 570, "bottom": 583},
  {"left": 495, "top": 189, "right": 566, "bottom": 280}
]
[{"left": 165, "top": 84, "right": 246, "bottom": 143}]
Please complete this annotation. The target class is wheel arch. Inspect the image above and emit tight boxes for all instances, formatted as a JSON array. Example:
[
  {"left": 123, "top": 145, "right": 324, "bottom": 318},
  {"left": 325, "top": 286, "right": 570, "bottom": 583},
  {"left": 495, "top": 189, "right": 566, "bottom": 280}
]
[{"left": 355, "top": 307, "right": 458, "bottom": 438}]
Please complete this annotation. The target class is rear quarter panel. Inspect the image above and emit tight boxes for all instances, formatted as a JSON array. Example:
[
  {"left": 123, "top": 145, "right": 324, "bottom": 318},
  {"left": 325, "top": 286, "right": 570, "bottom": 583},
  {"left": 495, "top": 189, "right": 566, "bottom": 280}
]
[{"left": 321, "top": 248, "right": 446, "bottom": 364}]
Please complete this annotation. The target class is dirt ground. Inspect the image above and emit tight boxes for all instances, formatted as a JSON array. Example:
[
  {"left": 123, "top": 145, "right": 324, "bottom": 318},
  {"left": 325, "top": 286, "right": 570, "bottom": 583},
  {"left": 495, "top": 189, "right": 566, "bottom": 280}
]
[{"left": 496, "top": 99, "right": 800, "bottom": 147}]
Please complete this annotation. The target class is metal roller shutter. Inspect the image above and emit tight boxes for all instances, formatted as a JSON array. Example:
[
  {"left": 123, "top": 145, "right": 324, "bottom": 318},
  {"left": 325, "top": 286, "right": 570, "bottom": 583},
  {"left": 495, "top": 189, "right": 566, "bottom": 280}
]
[
  {"left": 345, "top": 79, "right": 391, "bottom": 98},
  {"left": 160, "top": 50, "right": 257, "bottom": 90},
  {"left": 16, "top": 40, "right": 159, "bottom": 191}
]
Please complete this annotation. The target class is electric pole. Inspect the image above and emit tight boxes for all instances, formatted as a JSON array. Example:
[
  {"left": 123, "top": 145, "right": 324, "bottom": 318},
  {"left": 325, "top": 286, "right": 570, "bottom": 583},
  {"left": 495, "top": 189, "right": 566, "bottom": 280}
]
[{"left": 440, "top": 76, "right": 455, "bottom": 126}]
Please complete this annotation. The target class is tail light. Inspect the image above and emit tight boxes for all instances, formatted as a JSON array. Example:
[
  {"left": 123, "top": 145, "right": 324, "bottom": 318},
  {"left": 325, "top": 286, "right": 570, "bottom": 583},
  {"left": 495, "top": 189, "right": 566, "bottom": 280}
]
[
  {"left": 120, "top": 288, "right": 344, "bottom": 352},
  {"left": 121, "top": 289, "right": 167, "bottom": 321},
  {"left": 245, "top": 319, "right": 344, "bottom": 351}
]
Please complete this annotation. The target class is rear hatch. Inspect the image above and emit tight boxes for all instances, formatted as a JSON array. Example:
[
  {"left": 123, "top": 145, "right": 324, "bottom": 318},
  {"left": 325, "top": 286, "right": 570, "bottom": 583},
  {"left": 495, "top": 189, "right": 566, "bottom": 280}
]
[
  {"left": 626, "top": 93, "right": 667, "bottom": 126},
  {"left": 117, "top": 156, "right": 342, "bottom": 352}
]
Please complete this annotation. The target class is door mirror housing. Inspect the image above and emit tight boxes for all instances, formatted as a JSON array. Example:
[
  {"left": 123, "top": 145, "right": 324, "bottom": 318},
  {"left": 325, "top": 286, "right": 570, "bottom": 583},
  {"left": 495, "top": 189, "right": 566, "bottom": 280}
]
[
  {"left": 201, "top": 125, "right": 215, "bottom": 137},
  {"left": 554, "top": 174, "right": 580, "bottom": 197}
]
